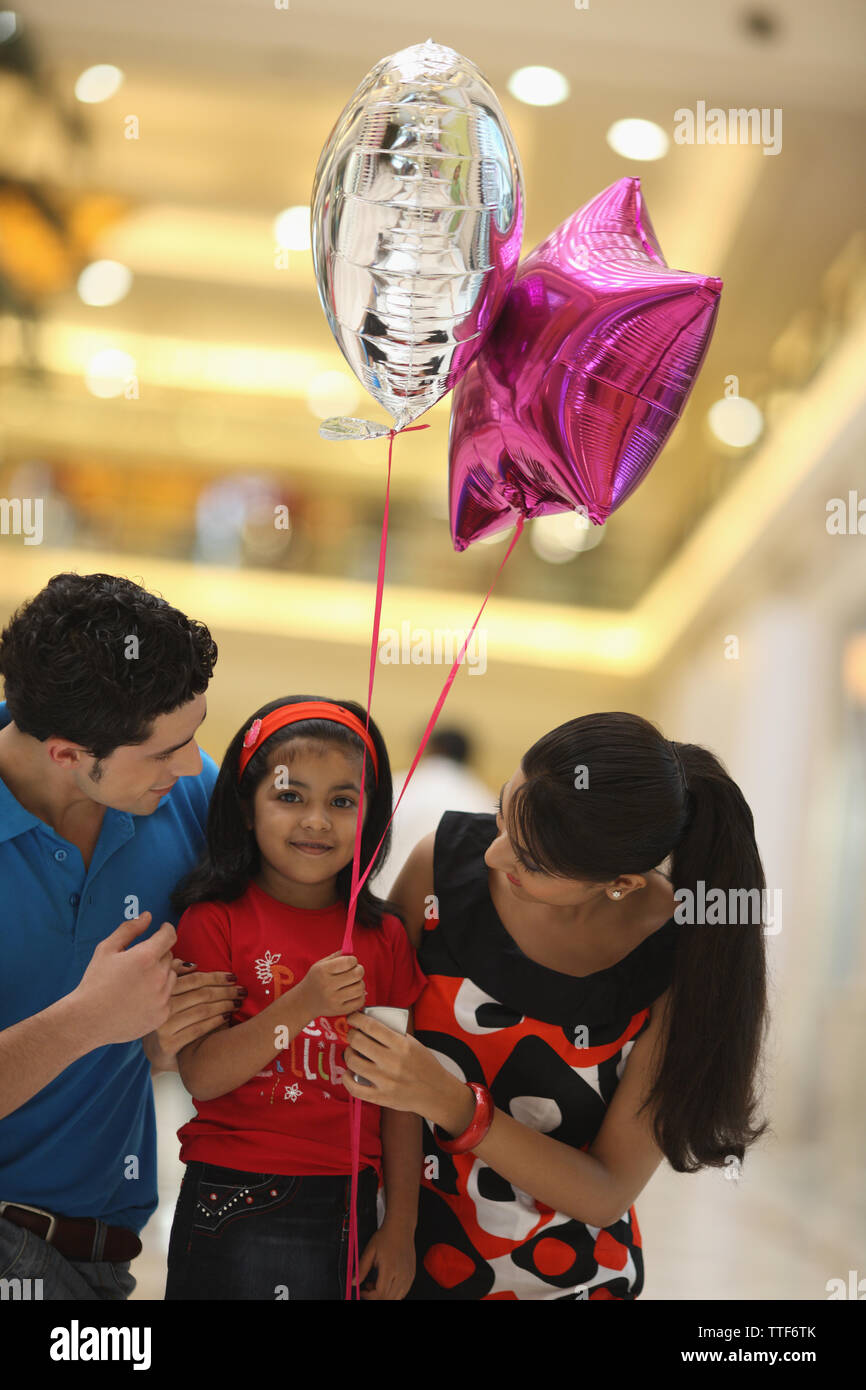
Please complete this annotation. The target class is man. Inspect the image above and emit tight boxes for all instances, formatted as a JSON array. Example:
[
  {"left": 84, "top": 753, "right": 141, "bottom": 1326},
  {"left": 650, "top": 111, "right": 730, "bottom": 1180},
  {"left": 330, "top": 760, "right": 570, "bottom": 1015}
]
[
  {"left": 373, "top": 727, "right": 495, "bottom": 897},
  {"left": 0, "top": 572, "right": 241, "bottom": 1299}
]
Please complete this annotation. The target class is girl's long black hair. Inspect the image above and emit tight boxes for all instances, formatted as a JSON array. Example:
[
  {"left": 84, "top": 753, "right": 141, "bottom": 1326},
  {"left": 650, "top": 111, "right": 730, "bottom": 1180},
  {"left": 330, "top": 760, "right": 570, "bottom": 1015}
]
[
  {"left": 506, "top": 711, "right": 770, "bottom": 1173},
  {"left": 171, "top": 695, "right": 403, "bottom": 929}
]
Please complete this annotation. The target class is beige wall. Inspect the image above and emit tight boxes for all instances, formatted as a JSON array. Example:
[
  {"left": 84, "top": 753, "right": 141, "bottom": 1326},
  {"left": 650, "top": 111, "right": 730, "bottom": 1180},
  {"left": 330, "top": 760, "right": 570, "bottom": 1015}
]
[{"left": 643, "top": 484, "right": 866, "bottom": 1209}]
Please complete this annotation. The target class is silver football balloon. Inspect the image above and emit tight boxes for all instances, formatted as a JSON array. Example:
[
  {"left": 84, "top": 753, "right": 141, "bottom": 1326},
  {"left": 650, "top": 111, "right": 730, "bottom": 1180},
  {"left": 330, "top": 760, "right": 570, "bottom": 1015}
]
[{"left": 311, "top": 38, "right": 524, "bottom": 440}]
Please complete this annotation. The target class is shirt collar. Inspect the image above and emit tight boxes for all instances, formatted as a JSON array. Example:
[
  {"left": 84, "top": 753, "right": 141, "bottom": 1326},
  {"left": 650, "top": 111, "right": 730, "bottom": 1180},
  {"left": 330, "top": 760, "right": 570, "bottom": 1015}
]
[{"left": 0, "top": 701, "right": 47, "bottom": 842}]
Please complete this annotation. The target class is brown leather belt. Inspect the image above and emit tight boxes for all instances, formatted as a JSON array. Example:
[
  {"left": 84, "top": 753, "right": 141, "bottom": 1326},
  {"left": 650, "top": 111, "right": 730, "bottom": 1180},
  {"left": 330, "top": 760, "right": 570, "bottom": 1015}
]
[{"left": 0, "top": 1202, "right": 142, "bottom": 1262}]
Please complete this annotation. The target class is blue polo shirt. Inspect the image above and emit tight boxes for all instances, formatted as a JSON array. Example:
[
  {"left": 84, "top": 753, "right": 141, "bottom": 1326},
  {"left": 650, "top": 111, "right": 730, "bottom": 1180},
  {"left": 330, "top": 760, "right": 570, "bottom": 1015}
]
[{"left": 0, "top": 700, "right": 218, "bottom": 1233}]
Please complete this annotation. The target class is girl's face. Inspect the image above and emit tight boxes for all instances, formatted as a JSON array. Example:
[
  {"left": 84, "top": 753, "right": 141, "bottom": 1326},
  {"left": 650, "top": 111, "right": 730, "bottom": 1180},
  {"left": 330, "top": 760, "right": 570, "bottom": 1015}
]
[
  {"left": 245, "top": 737, "right": 366, "bottom": 903},
  {"left": 485, "top": 766, "right": 638, "bottom": 909}
]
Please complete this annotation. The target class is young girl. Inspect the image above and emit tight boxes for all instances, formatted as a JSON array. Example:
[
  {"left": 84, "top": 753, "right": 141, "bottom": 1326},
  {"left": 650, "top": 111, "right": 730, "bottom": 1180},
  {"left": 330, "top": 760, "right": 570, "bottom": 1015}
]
[
  {"left": 164, "top": 695, "right": 427, "bottom": 1301},
  {"left": 342, "top": 711, "right": 770, "bottom": 1299}
]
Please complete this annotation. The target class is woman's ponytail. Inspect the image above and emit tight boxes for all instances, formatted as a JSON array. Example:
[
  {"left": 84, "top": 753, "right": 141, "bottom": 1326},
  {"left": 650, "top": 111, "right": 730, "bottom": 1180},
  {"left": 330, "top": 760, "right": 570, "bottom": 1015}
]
[
  {"left": 514, "top": 713, "right": 771, "bottom": 1174},
  {"left": 644, "top": 742, "right": 771, "bottom": 1171}
]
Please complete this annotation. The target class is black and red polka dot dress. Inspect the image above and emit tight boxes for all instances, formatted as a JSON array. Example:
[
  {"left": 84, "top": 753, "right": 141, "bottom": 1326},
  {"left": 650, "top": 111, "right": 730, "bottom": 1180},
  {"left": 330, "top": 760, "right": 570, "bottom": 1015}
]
[{"left": 408, "top": 810, "right": 680, "bottom": 1300}]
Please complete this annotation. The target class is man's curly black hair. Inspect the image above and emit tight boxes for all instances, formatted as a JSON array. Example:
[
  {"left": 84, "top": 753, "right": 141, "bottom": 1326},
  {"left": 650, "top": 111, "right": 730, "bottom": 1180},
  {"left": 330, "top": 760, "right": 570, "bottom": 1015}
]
[{"left": 0, "top": 573, "right": 218, "bottom": 761}]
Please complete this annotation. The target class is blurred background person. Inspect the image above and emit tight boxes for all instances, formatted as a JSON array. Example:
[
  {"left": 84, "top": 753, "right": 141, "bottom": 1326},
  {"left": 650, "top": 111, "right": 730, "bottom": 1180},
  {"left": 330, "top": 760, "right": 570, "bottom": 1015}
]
[{"left": 373, "top": 726, "right": 497, "bottom": 897}]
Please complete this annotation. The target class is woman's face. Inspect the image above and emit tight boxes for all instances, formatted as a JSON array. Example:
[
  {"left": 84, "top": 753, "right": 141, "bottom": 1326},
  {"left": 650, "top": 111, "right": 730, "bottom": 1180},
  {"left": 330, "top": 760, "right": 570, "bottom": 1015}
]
[
  {"left": 246, "top": 738, "right": 365, "bottom": 889},
  {"left": 484, "top": 766, "right": 627, "bottom": 908}
]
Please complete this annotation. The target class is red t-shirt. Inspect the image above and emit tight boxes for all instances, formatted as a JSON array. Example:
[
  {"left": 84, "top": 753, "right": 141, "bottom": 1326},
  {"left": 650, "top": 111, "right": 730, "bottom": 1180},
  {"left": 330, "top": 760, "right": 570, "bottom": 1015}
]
[{"left": 173, "top": 880, "right": 428, "bottom": 1179}]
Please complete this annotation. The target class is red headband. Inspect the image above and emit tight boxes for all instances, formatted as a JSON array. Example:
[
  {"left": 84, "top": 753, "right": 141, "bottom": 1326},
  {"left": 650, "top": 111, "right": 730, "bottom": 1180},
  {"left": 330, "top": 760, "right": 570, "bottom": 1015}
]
[{"left": 237, "top": 701, "right": 379, "bottom": 782}]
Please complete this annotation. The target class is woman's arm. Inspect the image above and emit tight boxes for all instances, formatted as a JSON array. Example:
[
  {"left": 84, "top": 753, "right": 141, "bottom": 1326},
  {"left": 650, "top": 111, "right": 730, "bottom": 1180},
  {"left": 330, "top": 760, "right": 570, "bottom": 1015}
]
[
  {"left": 344, "top": 990, "right": 670, "bottom": 1230},
  {"left": 388, "top": 833, "right": 435, "bottom": 953},
  {"left": 438, "top": 992, "right": 669, "bottom": 1228},
  {"left": 143, "top": 962, "right": 244, "bottom": 1074}
]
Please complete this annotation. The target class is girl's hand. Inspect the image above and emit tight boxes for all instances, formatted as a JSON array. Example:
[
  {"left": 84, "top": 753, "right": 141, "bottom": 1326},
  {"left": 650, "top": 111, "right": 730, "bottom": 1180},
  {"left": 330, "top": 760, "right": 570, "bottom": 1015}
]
[
  {"left": 294, "top": 951, "right": 365, "bottom": 1024},
  {"left": 341, "top": 1013, "right": 475, "bottom": 1134},
  {"left": 357, "top": 1224, "right": 416, "bottom": 1300}
]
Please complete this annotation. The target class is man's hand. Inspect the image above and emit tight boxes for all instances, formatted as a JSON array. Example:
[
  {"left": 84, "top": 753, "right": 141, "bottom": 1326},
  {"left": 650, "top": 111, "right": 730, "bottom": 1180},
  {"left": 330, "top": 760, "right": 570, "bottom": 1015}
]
[
  {"left": 72, "top": 912, "right": 177, "bottom": 1049},
  {"left": 144, "top": 962, "right": 246, "bottom": 1073}
]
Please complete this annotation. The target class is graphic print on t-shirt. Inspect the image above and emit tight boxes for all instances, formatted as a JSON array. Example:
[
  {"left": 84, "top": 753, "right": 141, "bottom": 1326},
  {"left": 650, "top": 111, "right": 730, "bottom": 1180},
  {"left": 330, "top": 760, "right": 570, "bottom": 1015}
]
[
  {"left": 173, "top": 884, "right": 427, "bottom": 1178},
  {"left": 251, "top": 945, "right": 350, "bottom": 1106}
]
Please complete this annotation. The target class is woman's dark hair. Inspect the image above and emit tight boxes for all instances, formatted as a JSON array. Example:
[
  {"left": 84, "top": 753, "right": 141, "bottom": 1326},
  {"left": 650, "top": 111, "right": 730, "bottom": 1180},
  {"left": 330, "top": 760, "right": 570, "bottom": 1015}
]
[
  {"left": 0, "top": 572, "right": 217, "bottom": 762},
  {"left": 171, "top": 695, "right": 402, "bottom": 930},
  {"left": 506, "top": 711, "right": 769, "bottom": 1174}
]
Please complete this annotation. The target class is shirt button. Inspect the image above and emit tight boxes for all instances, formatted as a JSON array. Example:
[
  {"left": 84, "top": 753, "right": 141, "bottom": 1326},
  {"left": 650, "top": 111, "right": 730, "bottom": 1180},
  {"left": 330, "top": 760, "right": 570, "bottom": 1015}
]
[
  {"left": 54, "top": 849, "right": 67, "bottom": 861},
  {"left": 69, "top": 893, "right": 80, "bottom": 907}
]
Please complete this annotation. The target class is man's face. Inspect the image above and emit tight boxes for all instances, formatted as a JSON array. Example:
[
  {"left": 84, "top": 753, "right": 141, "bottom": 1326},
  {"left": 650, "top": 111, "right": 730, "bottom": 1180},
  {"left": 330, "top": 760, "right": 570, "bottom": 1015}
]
[{"left": 52, "top": 693, "right": 208, "bottom": 815}]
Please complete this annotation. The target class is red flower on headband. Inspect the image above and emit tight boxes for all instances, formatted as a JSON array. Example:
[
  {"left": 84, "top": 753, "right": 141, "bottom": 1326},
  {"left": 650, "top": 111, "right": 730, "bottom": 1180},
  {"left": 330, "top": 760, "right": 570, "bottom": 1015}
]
[{"left": 243, "top": 718, "right": 262, "bottom": 750}]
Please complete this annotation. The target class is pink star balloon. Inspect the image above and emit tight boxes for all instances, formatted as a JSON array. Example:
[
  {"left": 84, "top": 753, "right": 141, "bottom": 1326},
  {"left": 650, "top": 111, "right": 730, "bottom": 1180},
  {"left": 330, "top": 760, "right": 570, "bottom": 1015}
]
[{"left": 448, "top": 177, "right": 722, "bottom": 549}]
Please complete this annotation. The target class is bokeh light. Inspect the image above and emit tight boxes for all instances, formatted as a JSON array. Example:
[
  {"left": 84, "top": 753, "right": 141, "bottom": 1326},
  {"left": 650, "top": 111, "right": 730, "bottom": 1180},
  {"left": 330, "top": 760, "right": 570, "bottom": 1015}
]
[
  {"left": 530, "top": 510, "right": 604, "bottom": 563},
  {"left": 84, "top": 348, "right": 136, "bottom": 398},
  {"left": 606, "top": 118, "right": 669, "bottom": 161},
  {"left": 506, "top": 66, "right": 570, "bottom": 107},
  {"left": 707, "top": 395, "right": 764, "bottom": 447},
  {"left": 74, "top": 64, "right": 124, "bottom": 103},
  {"left": 77, "top": 260, "right": 133, "bottom": 307},
  {"left": 274, "top": 206, "right": 312, "bottom": 251}
]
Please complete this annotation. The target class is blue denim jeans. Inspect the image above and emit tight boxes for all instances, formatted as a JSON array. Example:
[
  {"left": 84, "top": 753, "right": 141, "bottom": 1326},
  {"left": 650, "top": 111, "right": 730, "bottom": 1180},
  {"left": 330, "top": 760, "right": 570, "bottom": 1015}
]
[
  {"left": 165, "top": 1161, "right": 380, "bottom": 1301},
  {"left": 0, "top": 1215, "right": 136, "bottom": 1301}
]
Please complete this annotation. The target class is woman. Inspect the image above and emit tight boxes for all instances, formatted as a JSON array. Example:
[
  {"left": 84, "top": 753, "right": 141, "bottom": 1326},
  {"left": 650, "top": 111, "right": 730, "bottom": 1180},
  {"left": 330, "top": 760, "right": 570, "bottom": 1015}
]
[{"left": 342, "top": 712, "right": 769, "bottom": 1299}]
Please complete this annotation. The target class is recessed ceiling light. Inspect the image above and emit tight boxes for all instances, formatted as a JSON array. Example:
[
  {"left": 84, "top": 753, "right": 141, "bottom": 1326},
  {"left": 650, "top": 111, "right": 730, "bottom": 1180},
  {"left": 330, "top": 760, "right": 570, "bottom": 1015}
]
[
  {"left": 507, "top": 66, "right": 570, "bottom": 107},
  {"left": 606, "top": 118, "right": 669, "bottom": 161},
  {"left": 274, "top": 206, "right": 311, "bottom": 251},
  {"left": 77, "top": 260, "right": 133, "bottom": 307},
  {"left": 74, "top": 64, "right": 124, "bottom": 104},
  {"left": 707, "top": 395, "right": 764, "bottom": 447}
]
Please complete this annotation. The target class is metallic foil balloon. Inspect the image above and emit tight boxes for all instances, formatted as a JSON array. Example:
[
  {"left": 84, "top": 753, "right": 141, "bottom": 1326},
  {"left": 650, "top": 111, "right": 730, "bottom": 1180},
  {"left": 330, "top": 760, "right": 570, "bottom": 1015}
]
[
  {"left": 318, "top": 418, "right": 391, "bottom": 442},
  {"left": 311, "top": 38, "right": 524, "bottom": 439},
  {"left": 448, "top": 177, "right": 723, "bottom": 548}
]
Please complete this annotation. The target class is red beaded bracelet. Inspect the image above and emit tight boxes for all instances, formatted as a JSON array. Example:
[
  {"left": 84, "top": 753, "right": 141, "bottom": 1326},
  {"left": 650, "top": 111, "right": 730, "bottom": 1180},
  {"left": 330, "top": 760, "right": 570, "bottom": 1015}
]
[{"left": 433, "top": 1082, "right": 494, "bottom": 1153}]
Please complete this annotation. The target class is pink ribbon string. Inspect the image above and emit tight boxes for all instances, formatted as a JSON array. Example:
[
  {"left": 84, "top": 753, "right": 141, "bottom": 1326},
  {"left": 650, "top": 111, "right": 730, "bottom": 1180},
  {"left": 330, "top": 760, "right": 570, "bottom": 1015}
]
[
  {"left": 341, "top": 423, "right": 425, "bottom": 1297},
  {"left": 340, "top": 424, "right": 524, "bottom": 1299}
]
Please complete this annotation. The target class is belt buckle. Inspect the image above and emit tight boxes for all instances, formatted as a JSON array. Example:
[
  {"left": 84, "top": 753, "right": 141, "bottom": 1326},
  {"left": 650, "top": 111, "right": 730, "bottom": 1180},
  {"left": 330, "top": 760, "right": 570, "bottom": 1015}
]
[{"left": 0, "top": 1201, "right": 58, "bottom": 1243}]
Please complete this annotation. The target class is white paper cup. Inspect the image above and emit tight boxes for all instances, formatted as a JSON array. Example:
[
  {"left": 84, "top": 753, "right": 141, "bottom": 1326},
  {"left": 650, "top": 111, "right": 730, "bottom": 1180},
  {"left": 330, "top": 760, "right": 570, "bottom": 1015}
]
[{"left": 353, "top": 1005, "right": 409, "bottom": 1085}]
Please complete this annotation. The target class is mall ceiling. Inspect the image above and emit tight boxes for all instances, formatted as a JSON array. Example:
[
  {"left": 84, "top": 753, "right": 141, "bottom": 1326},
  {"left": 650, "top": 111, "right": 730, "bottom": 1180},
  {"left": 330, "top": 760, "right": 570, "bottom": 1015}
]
[{"left": 1, "top": 0, "right": 865, "bottom": 609}]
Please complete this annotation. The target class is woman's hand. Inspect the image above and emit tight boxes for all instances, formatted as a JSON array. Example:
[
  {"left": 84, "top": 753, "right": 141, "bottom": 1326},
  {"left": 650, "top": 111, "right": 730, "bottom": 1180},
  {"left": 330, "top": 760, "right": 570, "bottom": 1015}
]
[
  {"left": 357, "top": 1223, "right": 416, "bottom": 1300},
  {"left": 144, "top": 960, "right": 245, "bottom": 1072},
  {"left": 341, "top": 1013, "right": 476, "bottom": 1135}
]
